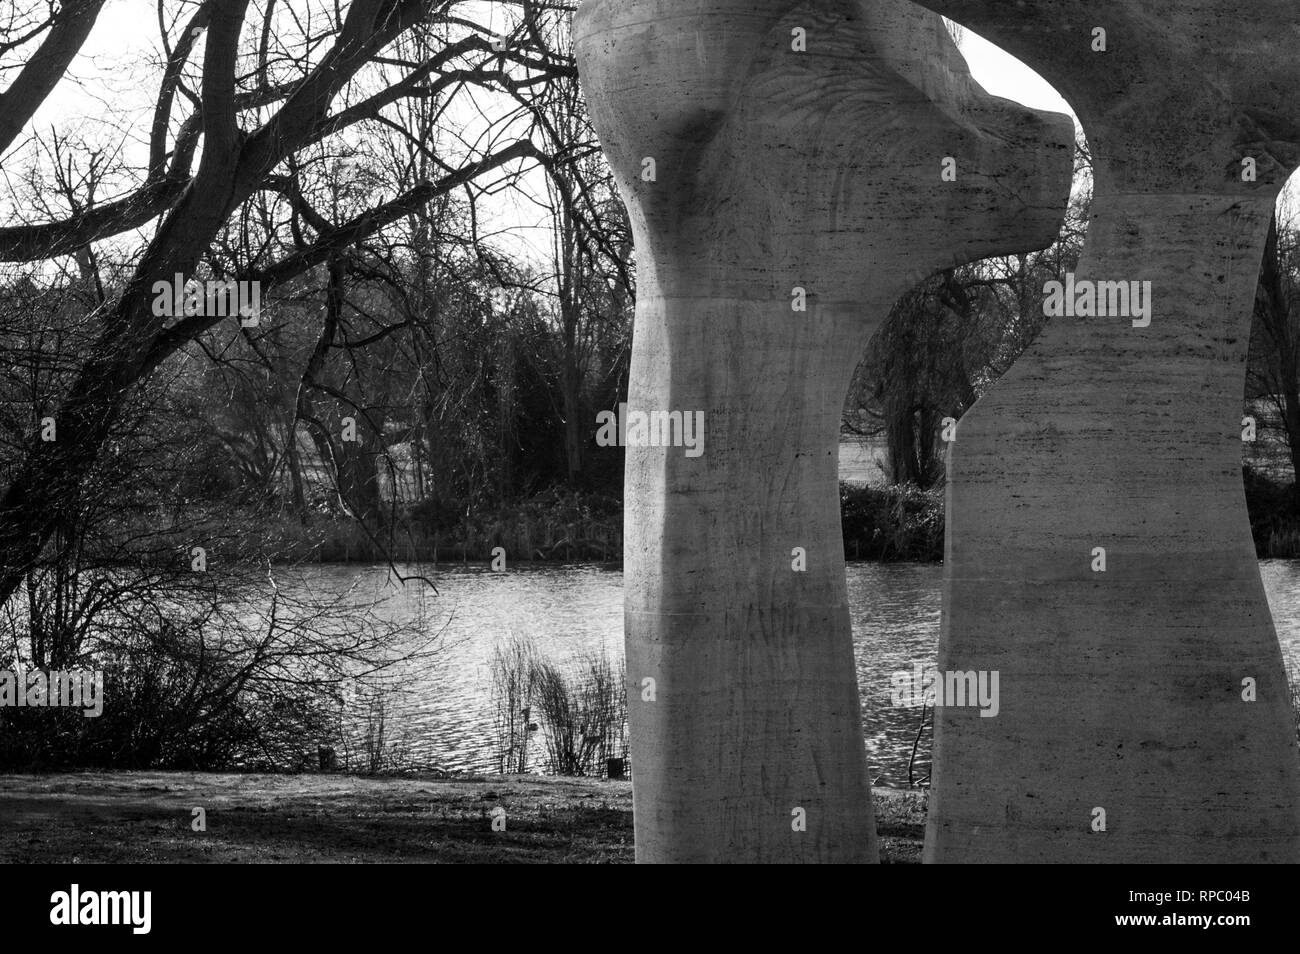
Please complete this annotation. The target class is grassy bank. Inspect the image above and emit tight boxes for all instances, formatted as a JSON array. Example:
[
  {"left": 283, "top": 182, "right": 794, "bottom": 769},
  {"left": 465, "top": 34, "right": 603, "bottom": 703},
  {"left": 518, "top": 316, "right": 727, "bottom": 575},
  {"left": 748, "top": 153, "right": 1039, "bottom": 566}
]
[
  {"left": 268, "top": 488, "right": 624, "bottom": 564},
  {"left": 0, "top": 771, "right": 925, "bottom": 864}
]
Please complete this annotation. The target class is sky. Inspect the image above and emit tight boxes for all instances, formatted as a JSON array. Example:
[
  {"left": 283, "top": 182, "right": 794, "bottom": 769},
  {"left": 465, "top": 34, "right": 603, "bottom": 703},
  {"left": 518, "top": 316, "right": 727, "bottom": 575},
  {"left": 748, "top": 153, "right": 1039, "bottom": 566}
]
[
  {"left": 956, "top": 26, "right": 1073, "bottom": 116},
  {"left": 26, "top": 4, "right": 1078, "bottom": 134},
  {"left": 0, "top": 2, "right": 1186, "bottom": 269}
]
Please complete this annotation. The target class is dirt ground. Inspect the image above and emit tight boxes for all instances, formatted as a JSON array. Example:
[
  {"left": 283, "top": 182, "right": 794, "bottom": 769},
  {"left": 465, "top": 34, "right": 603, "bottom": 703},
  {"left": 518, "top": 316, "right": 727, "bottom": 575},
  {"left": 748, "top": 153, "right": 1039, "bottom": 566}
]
[{"left": 0, "top": 771, "right": 925, "bottom": 863}]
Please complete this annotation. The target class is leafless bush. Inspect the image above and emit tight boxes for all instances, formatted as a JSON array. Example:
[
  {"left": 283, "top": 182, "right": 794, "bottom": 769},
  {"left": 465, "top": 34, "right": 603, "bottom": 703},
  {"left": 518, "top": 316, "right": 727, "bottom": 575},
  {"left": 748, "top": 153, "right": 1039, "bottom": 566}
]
[
  {"left": 334, "top": 685, "right": 412, "bottom": 775},
  {"left": 531, "top": 650, "right": 626, "bottom": 778},
  {"left": 490, "top": 634, "right": 539, "bottom": 774},
  {"left": 490, "top": 637, "right": 627, "bottom": 778},
  {"left": 1285, "top": 652, "right": 1300, "bottom": 750}
]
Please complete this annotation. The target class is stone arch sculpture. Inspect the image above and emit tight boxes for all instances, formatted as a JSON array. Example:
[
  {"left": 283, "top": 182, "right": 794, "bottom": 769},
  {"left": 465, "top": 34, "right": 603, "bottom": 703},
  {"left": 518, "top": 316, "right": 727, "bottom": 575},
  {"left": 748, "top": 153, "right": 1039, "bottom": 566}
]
[
  {"left": 575, "top": 0, "right": 1073, "bottom": 863},
  {"left": 910, "top": 0, "right": 1300, "bottom": 863}
]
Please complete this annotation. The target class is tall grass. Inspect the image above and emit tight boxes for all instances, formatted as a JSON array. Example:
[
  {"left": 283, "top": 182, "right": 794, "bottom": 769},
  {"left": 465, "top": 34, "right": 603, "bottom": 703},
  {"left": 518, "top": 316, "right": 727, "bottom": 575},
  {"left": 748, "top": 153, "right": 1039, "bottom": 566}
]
[
  {"left": 331, "top": 683, "right": 412, "bottom": 774},
  {"left": 490, "top": 634, "right": 539, "bottom": 774},
  {"left": 1285, "top": 653, "right": 1300, "bottom": 750},
  {"left": 531, "top": 651, "right": 627, "bottom": 777},
  {"left": 490, "top": 636, "right": 627, "bottom": 777}
]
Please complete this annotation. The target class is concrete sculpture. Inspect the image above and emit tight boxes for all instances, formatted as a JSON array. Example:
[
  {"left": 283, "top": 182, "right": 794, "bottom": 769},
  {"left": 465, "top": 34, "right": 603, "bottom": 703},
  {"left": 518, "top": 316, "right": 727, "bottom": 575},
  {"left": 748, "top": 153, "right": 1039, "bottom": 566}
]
[
  {"left": 575, "top": 0, "right": 1072, "bottom": 862},
  {"left": 910, "top": 1, "right": 1300, "bottom": 862}
]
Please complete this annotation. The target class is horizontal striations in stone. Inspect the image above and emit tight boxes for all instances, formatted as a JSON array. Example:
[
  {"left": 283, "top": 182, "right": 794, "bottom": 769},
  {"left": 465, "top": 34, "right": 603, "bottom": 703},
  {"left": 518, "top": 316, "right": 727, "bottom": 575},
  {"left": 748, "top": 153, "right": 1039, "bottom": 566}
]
[
  {"left": 579, "top": 0, "right": 1073, "bottom": 862},
  {"left": 917, "top": 0, "right": 1300, "bottom": 863}
]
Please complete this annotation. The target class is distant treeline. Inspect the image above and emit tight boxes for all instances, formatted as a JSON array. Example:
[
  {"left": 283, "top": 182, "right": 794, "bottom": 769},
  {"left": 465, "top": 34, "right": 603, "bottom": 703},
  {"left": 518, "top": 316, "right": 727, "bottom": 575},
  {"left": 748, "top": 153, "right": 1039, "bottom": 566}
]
[{"left": 274, "top": 461, "right": 1291, "bottom": 567}]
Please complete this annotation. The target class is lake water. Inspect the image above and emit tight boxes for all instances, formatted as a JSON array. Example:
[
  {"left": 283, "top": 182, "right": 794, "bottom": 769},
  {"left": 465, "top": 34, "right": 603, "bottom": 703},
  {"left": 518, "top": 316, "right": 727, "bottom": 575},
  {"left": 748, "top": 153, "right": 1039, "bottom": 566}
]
[
  {"left": 293, "top": 559, "right": 1300, "bottom": 788},
  {"left": 838, "top": 436, "right": 889, "bottom": 486}
]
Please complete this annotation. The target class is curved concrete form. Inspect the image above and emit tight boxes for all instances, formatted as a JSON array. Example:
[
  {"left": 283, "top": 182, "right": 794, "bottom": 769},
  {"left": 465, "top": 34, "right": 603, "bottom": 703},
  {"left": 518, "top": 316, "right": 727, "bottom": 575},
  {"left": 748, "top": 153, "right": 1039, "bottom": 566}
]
[
  {"left": 575, "top": 0, "right": 1072, "bottom": 863},
  {"left": 912, "top": 0, "right": 1300, "bottom": 862}
]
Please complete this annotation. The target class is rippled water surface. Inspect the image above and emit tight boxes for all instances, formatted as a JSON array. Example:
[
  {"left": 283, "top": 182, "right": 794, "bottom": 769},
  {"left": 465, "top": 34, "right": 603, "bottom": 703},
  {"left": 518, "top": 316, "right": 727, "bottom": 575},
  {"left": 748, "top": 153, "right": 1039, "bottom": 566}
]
[{"left": 291, "top": 560, "right": 1300, "bottom": 787}]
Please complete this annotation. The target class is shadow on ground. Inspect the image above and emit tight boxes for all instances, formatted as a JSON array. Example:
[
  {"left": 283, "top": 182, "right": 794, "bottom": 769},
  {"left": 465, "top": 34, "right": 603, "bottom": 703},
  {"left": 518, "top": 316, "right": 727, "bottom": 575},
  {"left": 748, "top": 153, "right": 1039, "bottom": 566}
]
[{"left": 0, "top": 772, "right": 924, "bottom": 863}]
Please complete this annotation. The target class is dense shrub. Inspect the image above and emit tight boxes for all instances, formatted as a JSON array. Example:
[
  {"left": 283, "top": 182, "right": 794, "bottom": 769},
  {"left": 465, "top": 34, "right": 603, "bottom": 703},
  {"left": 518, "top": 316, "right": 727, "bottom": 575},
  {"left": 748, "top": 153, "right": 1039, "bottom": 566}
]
[
  {"left": 1243, "top": 466, "right": 1300, "bottom": 558},
  {"left": 840, "top": 482, "right": 945, "bottom": 562}
]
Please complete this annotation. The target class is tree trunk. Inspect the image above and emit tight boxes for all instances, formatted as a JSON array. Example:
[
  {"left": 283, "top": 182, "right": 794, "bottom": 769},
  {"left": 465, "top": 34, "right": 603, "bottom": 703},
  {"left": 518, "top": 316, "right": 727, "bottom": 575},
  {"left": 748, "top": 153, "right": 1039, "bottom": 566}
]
[
  {"left": 1257, "top": 215, "right": 1300, "bottom": 513},
  {"left": 286, "top": 427, "right": 308, "bottom": 517},
  {"left": 0, "top": 0, "right": 251, "bottom": 605},
  {"left": 336, "top": 419, "right": 384, "bottom": 526},
  {"left": 1285, "top": 389, "right": 1300, "bottom": 514},
  {"left": 560, "top": 324, "right": 585, "bottom": 487},
  {"left": 0, "top": 0, "right": 107, "bottom": 155}
]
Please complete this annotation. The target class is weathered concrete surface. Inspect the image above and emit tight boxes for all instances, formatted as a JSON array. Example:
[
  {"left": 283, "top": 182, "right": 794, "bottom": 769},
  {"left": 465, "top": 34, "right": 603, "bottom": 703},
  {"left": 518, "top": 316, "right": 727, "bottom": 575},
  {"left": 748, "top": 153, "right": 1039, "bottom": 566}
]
[
  {"left": 912, "top": 1, "right": 1300, "bottom": 862},
  {"left": 575, "top": 0, "right": 1072, "bottom": 862}
]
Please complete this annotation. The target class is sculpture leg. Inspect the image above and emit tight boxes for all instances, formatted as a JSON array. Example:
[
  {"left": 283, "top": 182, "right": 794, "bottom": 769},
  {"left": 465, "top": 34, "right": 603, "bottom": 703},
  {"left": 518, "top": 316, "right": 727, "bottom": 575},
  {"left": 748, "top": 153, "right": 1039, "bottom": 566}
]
[
  {"left": 624, "top": 297, "right": 880, "bottom": 862},
  {"left": 914, "top": 0, "right": 1300, "bottom": 862},
  {"left": 929, "top": 193, "right": 1300, "bottom": 861},
  {"left": 577, "top": 0, "right": 1072, "bottom": 862}
]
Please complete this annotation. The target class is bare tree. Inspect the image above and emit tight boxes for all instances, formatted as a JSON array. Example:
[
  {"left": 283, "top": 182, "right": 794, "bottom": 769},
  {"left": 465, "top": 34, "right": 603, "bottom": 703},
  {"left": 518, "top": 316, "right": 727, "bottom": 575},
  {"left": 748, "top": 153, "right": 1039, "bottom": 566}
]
[
  {"left": 0, "top": 0, "right": 107, "bottom": 158},
  {"left": 0, "top": 0, "right": 573, "bottom": 602},
  {"left": 1248, "top": 209, "right": 1300, "bottom": 510}
]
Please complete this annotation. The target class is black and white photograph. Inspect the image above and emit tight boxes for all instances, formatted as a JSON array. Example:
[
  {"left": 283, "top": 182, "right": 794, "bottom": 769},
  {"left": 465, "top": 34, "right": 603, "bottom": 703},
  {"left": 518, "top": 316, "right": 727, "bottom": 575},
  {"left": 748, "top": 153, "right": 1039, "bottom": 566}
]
[{"left": 0, "top": 0, "right": 1296, "bottom": 921}]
